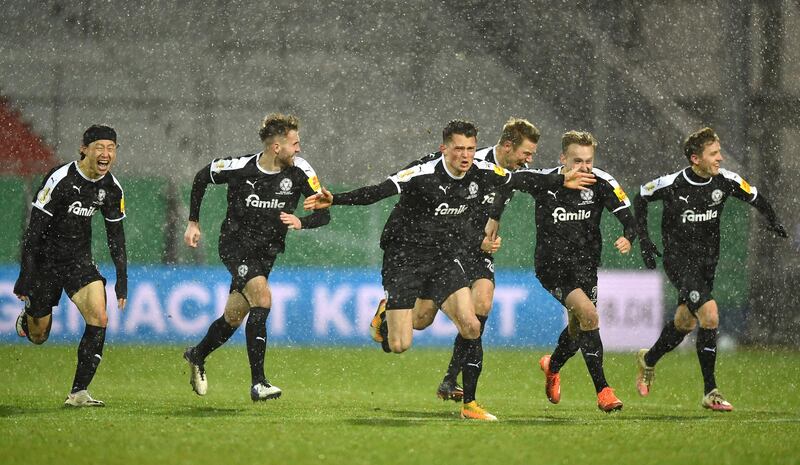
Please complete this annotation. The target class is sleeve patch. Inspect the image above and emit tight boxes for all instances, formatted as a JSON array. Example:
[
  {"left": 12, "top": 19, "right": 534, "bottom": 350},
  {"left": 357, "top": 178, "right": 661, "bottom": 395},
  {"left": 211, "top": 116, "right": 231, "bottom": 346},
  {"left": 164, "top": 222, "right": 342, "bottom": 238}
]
[
  {"left": 493, "top": 164, "right": 507, "bottom": 176},
  {"left": 37, "top": 186, "right": 52, "bottom": 205},
  {"left": 120, "top": 196, "right": 126, "bottom": 214},
  {"left": 740, "top": 179, "right": 751, "bottom": 194},
  {"left": 308, "top": 175, "right": 321, "bottom": 192},
  {"left": 614, "top": 186, "right": 628, "bottom": 202}
]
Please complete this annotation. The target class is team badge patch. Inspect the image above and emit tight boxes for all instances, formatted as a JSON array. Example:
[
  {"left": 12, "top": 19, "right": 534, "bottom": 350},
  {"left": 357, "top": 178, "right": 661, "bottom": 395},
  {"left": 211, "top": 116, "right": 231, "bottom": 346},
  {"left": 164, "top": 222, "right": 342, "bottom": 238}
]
[
  {"left": 37, "top": 187, "right": 51, "bottom": 204},
  {"left": 280, "top": 178, "right": 293, "bottom": 193},
  {"left": 580, "top": 189, "right": 594, "bottom": 201},
  {"left": 97, "top": 189, "right": 106, "bottom": 202},
  {"left": 739, "top": 179, "right": 751, "bottom": 194},
  {"left": 711, "top": 189, "right": 723, "bottom": 203},
  {"left": 614, "top": 186, "right": 628, "bottom": 202},
  {"left": 120, "top": 196, "right": 125, "bottom": 214},
  {"left": 468, "top": 182, "right": 479, "bottom": 196},
  {"left": 307, "top": 176, "right": 320, "bottom": 192},
  {"left": 238, "top": 264, "right": 249, "bottom": 278},
  {"left": 493, "top": 164, "right": 507, "bottom": 176},
  {"left": 689, "top": 290, "right": 700, "bottom": 303}
]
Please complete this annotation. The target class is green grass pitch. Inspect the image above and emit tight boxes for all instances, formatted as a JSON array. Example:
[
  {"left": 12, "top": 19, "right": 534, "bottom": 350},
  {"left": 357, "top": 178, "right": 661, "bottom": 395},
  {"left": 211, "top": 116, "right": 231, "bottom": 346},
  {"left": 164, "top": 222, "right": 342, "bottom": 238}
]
[{"left": 2, "top": 345, "right": 799, "bottom": 465}]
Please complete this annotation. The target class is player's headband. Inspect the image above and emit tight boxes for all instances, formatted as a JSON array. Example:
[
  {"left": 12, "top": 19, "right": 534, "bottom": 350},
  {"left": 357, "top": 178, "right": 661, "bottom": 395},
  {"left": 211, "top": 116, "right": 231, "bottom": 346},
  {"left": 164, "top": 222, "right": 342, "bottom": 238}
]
[{"left": 82, "top": 125, "right": 117, "bottom": 146}]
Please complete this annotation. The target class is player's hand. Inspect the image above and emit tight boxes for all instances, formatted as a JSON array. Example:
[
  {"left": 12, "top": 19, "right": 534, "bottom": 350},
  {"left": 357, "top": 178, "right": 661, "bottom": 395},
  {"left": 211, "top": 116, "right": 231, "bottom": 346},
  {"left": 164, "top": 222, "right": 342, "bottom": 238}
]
[
  {"left": 118, "top": 298, "right": 127, "bottom": 311},
  {"left": 563, "top": 167, "right": 596, "bottom": 190},
  {"left": 484, "top": 218, "right": 500, "bottom": 241},
  {"left": 303, "top": 187, "right": 333, "bottom": 210},
  {"left": 481, "top": 235, "right": 502, "bottom": 254},
  {"left": 280, "top": 212, "right": 302, "bottom": 230},
  {"left": 184, "top": 221, "right": 201, "bottom": 248},
  {"left": 640, "top": 237, "right": 662, "bottom": 269},
  {"left": 614, "top": 236, "right": 631, "bottom": 254},
  {"left": 769, "top": 223, "right": 788, "bottom": 238}
]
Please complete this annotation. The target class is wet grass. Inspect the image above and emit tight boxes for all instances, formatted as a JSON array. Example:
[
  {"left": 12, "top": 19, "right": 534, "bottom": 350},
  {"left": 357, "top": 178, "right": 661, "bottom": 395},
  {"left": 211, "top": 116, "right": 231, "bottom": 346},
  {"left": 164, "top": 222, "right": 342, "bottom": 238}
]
[{"left": 1, "top": 345, "right": 798, "bottom": 465}]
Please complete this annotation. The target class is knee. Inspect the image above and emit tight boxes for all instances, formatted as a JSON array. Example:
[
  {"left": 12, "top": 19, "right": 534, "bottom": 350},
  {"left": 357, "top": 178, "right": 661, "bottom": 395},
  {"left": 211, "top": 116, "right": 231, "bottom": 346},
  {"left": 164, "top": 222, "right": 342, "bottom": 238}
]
[
  {"left": 224, "top": 313, "right": 245, "bottom": 328},
  {"left": 460, "top": 319, "right": 481, "bottom": 340},
  {"left": 474, "top": 298, "right": 492, "bottom": 318},
  {"left": 698, "top": 314, "right": 718, "bottom": 329},
  {"left": 675, "top": 318, "right": 696, "bottom": 333},
  {"left": 412, "top": 313, "right": 434, "bottom": 330},
  {"left": 575, "top": 307, "right": 599, "bottom": 330}
]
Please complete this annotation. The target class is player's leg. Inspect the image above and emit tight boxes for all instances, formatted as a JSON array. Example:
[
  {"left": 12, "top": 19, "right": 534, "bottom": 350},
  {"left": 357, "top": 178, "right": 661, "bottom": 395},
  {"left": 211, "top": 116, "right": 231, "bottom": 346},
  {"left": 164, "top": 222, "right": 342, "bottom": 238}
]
[
  {"left": 67, "top": 279, "right": 108, "bottom": 407},
  {"left": 242, "top": 275, "right": 281, "bottom": 401},
  {"left": 539, "top": 313, "right": 579, "bottom": 404},
  {"left": 695, "top": 299, "right": 731, "bottom": 411},
  {"left": 440, "top": 288, "right": 495, "bottom": 421},
  {"left": 17, "top": 270, "right": 61, "bottom": 344},
  {"left": 385, "top": 308, "right": 414, "bottom": 353},
  {"left": 636, "top": 303, "right": 695, "bottom": 396}
]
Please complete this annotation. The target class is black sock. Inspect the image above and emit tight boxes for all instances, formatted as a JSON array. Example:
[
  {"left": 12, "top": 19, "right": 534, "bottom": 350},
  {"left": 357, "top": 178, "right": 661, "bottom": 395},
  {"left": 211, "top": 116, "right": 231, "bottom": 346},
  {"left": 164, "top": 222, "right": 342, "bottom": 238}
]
[
  {"left": 578, "top": 329, "right": 608, "bottom": 393},
  {"left": 550, "top": 326, "right": 579, "bottom": 374},
  {"left": 246, "top": 307, "right": 270, "bottom": 385},
  {"left": 379, "top": 317, "right": 391, "bottom": 353},
  {"left": 194, "top": 315, "right": 237, "bottom": 361},
  {"left": 461, "top": 337, "right": 484, "bottom": 404},
  {"left": 645, "top": 321, "right": 689, "bottom": 367},
  {"left": 71, "top": 325, "right": 106, "bottom": 393},
  {"left": 696, "top": 327, "right": 718, "bottom": 395},
  {"left": 444, "top": 315, "right": 487, "bottom": 383}
]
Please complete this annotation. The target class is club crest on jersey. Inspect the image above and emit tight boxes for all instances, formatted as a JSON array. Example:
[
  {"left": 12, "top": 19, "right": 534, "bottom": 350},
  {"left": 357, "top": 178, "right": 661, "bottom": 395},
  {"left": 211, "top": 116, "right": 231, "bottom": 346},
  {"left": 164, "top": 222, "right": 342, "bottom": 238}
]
[
  {"left": 710, "top": 189, "right": 723, "bottom": 205},
  {"left": 681, "top": 209, "right": 718, "bottom": 223},
  {"left": 278, "top": 177, "right": 293, "bottom": 194},
  {"left": 580, "top": 189, "right": 594, "bottom": 201},
  {"left": 466, "top": 181, "right": 479, "bottom": 199},
  {"left": 68, "top": 201, "right": 96, "bottom": 217},
  {"left": 238, "top": 264, "right": 248, "bottom": 277},
  {"left": 551, "top": 207, "right": 591, "bottom": 223},
  {"left": 245, "top": 194, "right": 285, "bottom": 209},
  {"left": 97, "top": 189, "right": 106, "bottom": 202}
]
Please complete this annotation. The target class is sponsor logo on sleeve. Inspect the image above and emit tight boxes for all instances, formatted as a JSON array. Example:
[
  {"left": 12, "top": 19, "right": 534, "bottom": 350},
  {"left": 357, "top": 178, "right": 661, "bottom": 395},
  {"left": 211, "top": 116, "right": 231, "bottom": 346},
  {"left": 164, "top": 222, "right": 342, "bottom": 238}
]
[
  {"left": 37, "top": 187, "right": 52, "bottom": 204},
  {"left": 397, "top": 167, "right": 417, "bottom": 181},
  {"left": 493, "top": 164, "right": 507, "bottom": 176},
  {"left": 120, "top": 196, "right": 125, "bottom": 214},
  {"left": 307, "top": 175, "right": 320, "bottom": 192}
]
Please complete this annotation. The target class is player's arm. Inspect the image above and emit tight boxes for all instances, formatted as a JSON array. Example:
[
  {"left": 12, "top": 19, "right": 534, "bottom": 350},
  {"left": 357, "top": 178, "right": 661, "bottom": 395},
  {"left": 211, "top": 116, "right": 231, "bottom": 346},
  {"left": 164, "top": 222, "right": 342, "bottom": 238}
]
[
  {"left": 600, "top": 175, "right": 636, "bottom": 254},
  {"left": 104, "top": 219, "right": 128, "bottom": 309},
  {"left": 14, "top": 208, "right": 51, "bottom": 300},
  {"left": 304, "top": 179, "right": 398, "bottom": 209},
  {"left": 724, "top": 171, "right": 788, "bottom": 238},
  {"left": 185, "top": 164, "right": 213, "bottom": 247},
  {"left": 633, "top": 192, "right": 661, "bottom": 268}
]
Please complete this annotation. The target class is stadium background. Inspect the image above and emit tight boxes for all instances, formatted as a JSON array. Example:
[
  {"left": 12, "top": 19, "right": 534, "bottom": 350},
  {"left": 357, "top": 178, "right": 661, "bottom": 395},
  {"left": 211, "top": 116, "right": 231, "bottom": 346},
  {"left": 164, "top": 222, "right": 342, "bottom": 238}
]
[{"left": 1, "top": 0, "right": 798, "bottom": 347}]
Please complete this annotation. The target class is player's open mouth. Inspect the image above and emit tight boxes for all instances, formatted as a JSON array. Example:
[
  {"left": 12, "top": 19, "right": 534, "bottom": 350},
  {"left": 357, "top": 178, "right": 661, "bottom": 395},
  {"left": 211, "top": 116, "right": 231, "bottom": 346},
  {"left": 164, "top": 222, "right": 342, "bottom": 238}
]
[{"left": 98, "top": 160, "right": 109, "bottom": 169}]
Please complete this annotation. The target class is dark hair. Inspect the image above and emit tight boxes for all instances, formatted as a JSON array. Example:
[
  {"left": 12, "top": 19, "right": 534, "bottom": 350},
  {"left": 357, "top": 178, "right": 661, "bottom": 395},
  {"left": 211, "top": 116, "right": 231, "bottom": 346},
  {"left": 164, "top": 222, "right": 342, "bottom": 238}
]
[
  {"left": 561, "top": 130, "right": 597, "bottom": 153},
  {"left": 683, "top": 127, "right": 719, "bottom": 160},
  {"left": 80, "top": 124, "right": 117, "bottom": 159},
  {"left": 259, "top": 113, "right": 300, "bottom": 143},
  {"left": 442, "top": 119, "right": 478, "bottom": 144},
  {"left": 498, "top": 117, "right": 540, "bottom": 148}
]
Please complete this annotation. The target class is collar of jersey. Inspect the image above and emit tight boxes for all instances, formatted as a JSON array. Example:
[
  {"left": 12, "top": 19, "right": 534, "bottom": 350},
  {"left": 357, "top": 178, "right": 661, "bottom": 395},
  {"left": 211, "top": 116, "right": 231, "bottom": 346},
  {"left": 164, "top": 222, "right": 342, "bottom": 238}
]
[
  {"left": 74, "top": 161, "right": 106, "bottom": 183},
  {"left": 682, "top": 167, "right": 712, "bottom": 186},
  {"left": 255, "top": 152, "right": 281, "bottom": 175},
  {"left": 440, "top": 156, "right": 467, "bottom": 180}
]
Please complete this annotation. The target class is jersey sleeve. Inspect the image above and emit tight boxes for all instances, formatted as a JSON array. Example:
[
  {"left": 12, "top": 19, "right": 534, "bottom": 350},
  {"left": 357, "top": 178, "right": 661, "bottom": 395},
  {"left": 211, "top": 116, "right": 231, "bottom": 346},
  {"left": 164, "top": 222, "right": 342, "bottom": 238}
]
[
  {"left": 31, "top": 165, "right": 67, "bottom": 216},
  {"left": 719, "top": 168, "right": 758, "bottom": 202},
  {"left": 294, "top": 157, "right": 323, "bottom": 197},
  {"left": 208, "top": 155, "right": 252, "bottom": 184},
  {"left": 595, "top": 169, "right": 631, "bottom": 214},
  {"left": 639, "top": 172, "right": 679, "bottom": 202},
  {"left": 102, "top": 175, "right": 126, "bottom": 222}
]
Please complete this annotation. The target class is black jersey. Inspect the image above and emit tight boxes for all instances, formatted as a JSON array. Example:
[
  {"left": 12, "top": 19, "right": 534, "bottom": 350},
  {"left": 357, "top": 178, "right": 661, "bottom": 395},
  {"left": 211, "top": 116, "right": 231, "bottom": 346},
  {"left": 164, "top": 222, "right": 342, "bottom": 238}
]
[
  {"left": 379, "top": 156, "right": 511, "bottom": 251},
  {"left": 639, "top": 167, "right": 757, "bottom": 265},
  {"left": 403, "top": 146, "right": 517, "bottom": 251},
  {"left": 525, "top": 166, "right": 633, "bottom": 268},
  {"left": 29, "top": 161, "right": 126, "bottom": 266},
  {"left": 191, "top": 152, "right": 326, "bottom": 255}
]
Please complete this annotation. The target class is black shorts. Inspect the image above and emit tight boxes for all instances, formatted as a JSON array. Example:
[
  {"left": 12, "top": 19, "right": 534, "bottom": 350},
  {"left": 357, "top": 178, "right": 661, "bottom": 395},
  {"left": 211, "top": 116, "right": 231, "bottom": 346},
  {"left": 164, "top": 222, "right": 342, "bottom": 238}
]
[
  {"left": 462, "top": 249, "right": 495, "bottom": 285},
  {"left": 664, "top": 255, "right": 716, "bottom": 313},
  {"left": 536, "top": 263, "right": 598, "bottom": 306},
  {"left": 381, "top": 246, "right": 470, "bottom": 310},
  {"left": 26, "top": 260, "right": 106, "bottom": 318},
  {"left": 221, "top": 252, "right": 278, "bottom": 294}
]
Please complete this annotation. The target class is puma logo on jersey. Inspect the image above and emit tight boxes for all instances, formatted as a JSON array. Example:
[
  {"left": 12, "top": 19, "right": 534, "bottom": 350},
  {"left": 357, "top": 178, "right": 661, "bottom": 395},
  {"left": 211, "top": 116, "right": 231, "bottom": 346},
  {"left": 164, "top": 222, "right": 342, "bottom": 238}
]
[
  {"left": 245, "top": 180, "right": 257, "bottom": 189},
  {"left": 547, "top": 190, "right": 558, "bottom": 199},
  {"left": 72, "top": 185, "right": 82, "bottom": 194},
  {"left": 679, "top": 195, "right": 690, "bottom": 203},
  {"left": 67, "top": 201, "right": 96, "bottom": 217},
  {"left": 438, "top": 185, "right": 449, "bottom": 194},
  {"left": 245, "top": 194, "right": 285, "bottom": 209}
]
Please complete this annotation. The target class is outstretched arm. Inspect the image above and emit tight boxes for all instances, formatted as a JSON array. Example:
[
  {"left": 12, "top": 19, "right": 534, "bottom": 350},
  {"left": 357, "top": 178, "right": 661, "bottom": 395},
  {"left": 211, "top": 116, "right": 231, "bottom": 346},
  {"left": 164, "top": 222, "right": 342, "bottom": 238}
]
[
  {"left": 185, "top": 165, "right": 214, "bottom": 247},
  {"left": 14, "top": 208, "right": 51, "bottom": 300},
  {"left": 750, "top": 195, "right": 788, "bottom": 238},
  {"left": 105, "top": 219, "right": 128, "bottom": 310},
  {"left": 304, "top": 179, "right": 398, "bottom": 209}
]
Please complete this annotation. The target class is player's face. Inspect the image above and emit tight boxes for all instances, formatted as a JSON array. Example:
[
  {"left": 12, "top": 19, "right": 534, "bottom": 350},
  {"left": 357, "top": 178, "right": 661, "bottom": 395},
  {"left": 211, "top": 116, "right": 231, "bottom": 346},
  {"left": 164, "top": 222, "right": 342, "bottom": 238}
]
[
  {"left": 80, "top": 139, "right": 117, "bottom": 178},
  {"left": 503, "top": 139, "right": 537, "bottom": 170},
  {"left": 442, "top": 134, "right": 477, "bottom": 176},
  {"left": 692, "top": 140, "right": 723, "bottom": 177},
  {"left": 273, "top": 130, "right": 301, "bottom": 168},
  {"left": 560, "top": 143, "right": 594, "bottom": 173}
]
